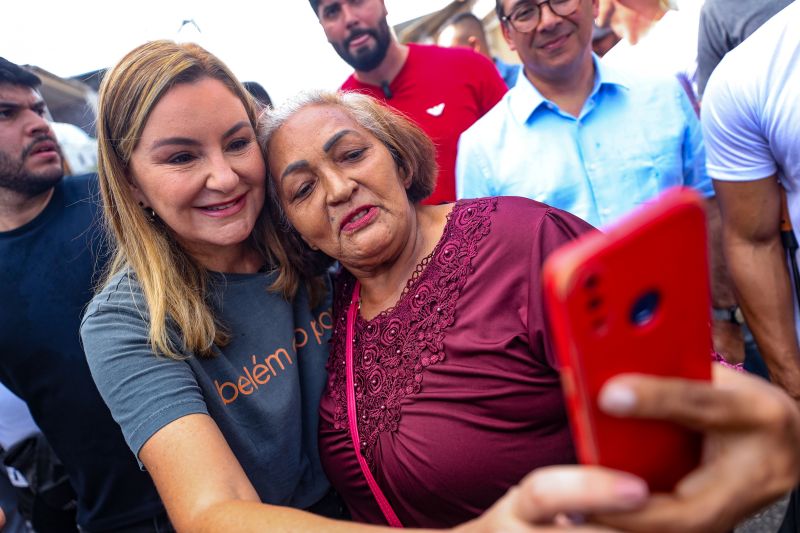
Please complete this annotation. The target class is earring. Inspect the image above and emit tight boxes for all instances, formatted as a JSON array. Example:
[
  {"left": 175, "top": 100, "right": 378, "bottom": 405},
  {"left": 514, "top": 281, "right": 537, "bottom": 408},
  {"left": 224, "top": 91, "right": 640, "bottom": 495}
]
[{"left": 139, "top": 202, "right": 157, "bottom": 222}]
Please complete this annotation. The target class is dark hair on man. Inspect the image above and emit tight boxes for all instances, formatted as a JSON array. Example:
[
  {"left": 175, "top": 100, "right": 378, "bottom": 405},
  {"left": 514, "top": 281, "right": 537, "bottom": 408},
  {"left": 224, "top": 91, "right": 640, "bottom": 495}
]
[
  {"left": 309, "top": 0, "right": 321, "bottom": 15},
  {"left": 243, "top": 81, "right": 273, "bottom": 109},
  {"left": 495, "top": 0, "right": 505, "bottom": 20},
  {"left": 444, "top": 11, "right": 486, "bottom": 35},
  {"left": 0, "top": 57, "right": 41, "bottom": 88}
]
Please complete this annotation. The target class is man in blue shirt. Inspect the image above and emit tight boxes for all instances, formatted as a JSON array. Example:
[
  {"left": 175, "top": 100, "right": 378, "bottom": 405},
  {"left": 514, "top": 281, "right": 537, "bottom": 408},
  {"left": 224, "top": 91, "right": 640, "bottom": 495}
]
[
  {"left": 457, "top": 0, "right": 711, "bottom": 227},
  {"left": 456, "top": 0, "right": 744, "bottom": 365}
]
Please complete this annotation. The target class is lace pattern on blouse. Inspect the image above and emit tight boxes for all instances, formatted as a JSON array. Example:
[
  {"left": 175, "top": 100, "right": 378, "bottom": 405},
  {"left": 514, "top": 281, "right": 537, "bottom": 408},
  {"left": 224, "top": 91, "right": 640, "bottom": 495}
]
[{"left": 327, "top": 198, "right": 497, "bottom": 467}]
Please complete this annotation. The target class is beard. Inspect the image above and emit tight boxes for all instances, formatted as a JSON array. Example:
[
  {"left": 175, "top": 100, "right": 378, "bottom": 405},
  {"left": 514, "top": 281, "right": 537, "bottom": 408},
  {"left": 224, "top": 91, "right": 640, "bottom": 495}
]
[
  {"left": 0, "top": 135, "right": 64, "bottom": 197},
  {"left": 332, "top": 18, "right": 392, "bottom": 72}
]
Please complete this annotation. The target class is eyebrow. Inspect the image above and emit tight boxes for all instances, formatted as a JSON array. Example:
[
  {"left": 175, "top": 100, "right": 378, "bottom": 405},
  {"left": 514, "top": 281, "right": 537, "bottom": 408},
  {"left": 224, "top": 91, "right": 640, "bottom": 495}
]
[
  {"left": 279, "top": 129, "right": 360, "bottom": 181},
  {"left": 323, "top": 129, "right": 357, "bottom": 153},
  {"left": 280, "top": 160, "right": 310, "bottom": 181},
  {"left": 0, "top": 100, "right": 46, "bottom": 110},
  {"left": 509, "top": 0, "right": 532, "bottom": 11},
  {"left": 150, "top": 120, "right": 251, "bottom": 150}
]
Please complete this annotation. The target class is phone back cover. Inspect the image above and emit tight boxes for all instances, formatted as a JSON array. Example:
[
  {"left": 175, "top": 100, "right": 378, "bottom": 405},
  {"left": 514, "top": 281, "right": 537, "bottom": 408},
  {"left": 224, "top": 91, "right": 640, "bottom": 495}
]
[{"left": 544, "top": 187, "right": 713, "bottom": 491}]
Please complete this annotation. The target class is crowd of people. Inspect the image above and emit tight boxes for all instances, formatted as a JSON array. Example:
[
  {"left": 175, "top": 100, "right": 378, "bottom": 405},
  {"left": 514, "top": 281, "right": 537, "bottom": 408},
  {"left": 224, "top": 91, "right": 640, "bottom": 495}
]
[{"left": 1, "top": 0, "right": 799, "bottom": 531}]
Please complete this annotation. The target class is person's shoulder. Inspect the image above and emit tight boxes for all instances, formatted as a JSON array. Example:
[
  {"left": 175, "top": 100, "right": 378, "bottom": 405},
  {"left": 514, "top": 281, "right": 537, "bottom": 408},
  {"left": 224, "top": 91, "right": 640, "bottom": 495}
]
[
  {"left": 340, "top": 73, "right": 360, "bottom": 91},
  {"left": 84, "top": 269, "right": 144, "bottom": 323},
  {"left": 460, "top": 88, "right": 512, "bottom": 140},
  {"left": 60, "top": 173, "right": 101, "bottom": 206},
  {"left": 413, "top": 43, "right": 495, "bottom": 69},
  {"left": 493, "top": 195, "right": 555, "bottom": 220},
  {"left": 458, "top": 196, "right": 548, "bottom": 227}
]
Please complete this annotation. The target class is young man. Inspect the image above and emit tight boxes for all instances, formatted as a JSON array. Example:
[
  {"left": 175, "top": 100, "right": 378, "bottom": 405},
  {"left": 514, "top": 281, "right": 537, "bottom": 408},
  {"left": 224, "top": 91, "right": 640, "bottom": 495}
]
[
  {"left": 310, "top": 0, "right": 507, "bottom": 204},
  {"left": 0, "top": 57, "right": 167, "bottom": 532}
]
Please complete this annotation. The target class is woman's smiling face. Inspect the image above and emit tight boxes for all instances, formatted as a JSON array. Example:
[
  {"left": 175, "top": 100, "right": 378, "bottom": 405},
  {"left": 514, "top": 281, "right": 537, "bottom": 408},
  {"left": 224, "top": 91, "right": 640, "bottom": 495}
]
[
  {"left": 128, "top": 77, "right": 266, "bottom": 268},
  {"left": 268, "top": 104, "right": 416, "bottom": 271}
]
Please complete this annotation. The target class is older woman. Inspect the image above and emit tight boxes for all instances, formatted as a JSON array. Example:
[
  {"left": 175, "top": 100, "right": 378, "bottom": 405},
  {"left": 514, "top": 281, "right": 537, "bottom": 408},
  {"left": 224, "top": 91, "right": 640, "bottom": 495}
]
[{"left": 262, "top": 91, "right": 800, "bottom": 531}]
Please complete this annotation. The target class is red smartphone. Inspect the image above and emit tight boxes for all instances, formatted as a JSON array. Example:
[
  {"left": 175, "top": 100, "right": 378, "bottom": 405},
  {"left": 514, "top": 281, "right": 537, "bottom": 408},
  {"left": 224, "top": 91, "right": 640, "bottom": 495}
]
[{"left": 543, "top": 187, "right": 713, "bottom": 492}]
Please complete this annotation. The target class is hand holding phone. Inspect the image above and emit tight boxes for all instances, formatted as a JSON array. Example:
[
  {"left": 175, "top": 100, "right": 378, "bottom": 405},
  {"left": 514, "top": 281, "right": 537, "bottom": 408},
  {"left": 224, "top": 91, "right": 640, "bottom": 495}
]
[{"left": 543, "top": 187, "right": 713, "bottom": 492}]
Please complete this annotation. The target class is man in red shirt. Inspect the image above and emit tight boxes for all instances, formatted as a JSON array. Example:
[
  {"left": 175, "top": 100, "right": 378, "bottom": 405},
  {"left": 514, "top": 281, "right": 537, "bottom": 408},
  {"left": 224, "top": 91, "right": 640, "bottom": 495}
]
[{"left": 310, "top": 0, "right": 507, "bottom": 204}]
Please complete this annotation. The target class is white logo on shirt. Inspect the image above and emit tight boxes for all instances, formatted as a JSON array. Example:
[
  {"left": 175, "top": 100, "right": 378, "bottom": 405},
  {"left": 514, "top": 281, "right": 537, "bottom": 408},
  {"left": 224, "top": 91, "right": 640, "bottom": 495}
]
[{"left": 426, "top": 103, "right": 445, "bottom": 117}]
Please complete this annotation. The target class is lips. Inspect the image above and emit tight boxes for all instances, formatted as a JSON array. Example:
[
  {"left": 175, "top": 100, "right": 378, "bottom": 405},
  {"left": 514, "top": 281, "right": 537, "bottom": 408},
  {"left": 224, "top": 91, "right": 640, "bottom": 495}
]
[
  {"left": 339, "top": 205, "right": 378, "bottom": 233},
  {"left": 197, "top": 192, "right": 247, "bottom": 218},
  {"left": 537, "top": 31, "right": 571, "bottom": 50},
  {"left": 25, "top": 139, "right": 60, "bottom": 160},
  {"left": 346, "top": 30, "right": 374, "bottom": 50}
]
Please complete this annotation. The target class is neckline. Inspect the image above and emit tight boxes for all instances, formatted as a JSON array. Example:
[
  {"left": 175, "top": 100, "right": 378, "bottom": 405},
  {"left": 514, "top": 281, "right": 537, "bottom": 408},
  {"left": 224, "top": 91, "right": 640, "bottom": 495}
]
[
  {"left": 0, "top": 181, "right": 62, "bottom": 238},
  {"left": 357, "top": 201, "right": 458, "bottom": 324}
]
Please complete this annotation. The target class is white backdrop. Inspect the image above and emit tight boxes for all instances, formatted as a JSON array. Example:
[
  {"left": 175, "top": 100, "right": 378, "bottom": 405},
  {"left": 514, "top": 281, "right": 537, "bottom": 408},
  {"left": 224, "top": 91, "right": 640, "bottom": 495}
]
[{"left": 0, "top": 0, "right": 459, "bottom": 104}]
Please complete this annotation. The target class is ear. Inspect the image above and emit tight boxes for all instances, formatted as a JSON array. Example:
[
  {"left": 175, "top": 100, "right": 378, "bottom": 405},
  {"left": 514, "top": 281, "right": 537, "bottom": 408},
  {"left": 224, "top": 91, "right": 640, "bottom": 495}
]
[
  {"left": 399, "top": 165, "right": 413, "bottom": 190},
  {"left": 127, "top": 176, "right": 148, "bottom": 207},
  {"left": 501, "top": 22, "right": 516, "bottom": 51},
  {"left": 467, "top": 35, "right": 480, "bottom": 53}
]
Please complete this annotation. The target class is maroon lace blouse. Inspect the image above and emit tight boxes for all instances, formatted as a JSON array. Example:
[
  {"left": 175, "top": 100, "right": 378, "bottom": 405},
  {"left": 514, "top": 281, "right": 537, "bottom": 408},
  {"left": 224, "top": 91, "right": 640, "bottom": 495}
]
[{"left": 318, "top": 197, "right": 595, "bottom": 527}]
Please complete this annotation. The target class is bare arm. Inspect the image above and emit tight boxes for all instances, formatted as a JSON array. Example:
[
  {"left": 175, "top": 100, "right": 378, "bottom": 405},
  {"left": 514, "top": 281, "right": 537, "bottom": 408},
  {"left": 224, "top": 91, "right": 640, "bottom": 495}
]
[
  {"left": 142, "top": 414, "right": 647, "bottom": 532},
  {"left": 705, "top": 197, "right": 745, "bottom": 363},
  {"left": 139, "top": 414, "right": 386, "bottom": 533},
  {"left": 714, "top": 177, "right": 800, "bottom": 400}
]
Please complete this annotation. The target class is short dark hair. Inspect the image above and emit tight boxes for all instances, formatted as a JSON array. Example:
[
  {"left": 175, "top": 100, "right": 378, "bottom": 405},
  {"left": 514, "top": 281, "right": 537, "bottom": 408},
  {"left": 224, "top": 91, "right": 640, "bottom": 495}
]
[
  {"left": 495, "top": 0, "right": 505, "bottom": 20},
  {"left": 0, "top": 57, "right": 41, "bottom": 88},
  {"left": 243, "top": 81, "right": 273, "bottom": 109},
  {"left": 444, "top": 12, "right": 486, "bottom": 35},
  {"left": 309, "top": 0, "right": 320, "bottom": 16}
]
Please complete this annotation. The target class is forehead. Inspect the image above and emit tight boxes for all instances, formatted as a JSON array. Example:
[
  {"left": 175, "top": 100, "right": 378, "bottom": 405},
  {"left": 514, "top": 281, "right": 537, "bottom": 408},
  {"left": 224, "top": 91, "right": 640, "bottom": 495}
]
[
  {"left": 141, "top": 78, "right": 247, "bottom": 133},
  {"left": 281, "top": 104, "right": 364, "bottom": 143},
  {"left": 0, "top": 83, "right": 42, "bottom": 105}
]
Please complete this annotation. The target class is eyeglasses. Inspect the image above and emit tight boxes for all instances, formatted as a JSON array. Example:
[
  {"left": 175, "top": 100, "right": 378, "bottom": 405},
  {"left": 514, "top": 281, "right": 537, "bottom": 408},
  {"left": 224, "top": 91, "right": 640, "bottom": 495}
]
[{"left": 501, "top": 0, "right": 582, "bottom": 33}]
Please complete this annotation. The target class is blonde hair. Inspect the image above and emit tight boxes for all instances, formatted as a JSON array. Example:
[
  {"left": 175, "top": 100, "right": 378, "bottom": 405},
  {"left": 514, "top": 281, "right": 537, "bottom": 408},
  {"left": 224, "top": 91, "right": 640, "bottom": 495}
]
[
  {"left": 259, "top": 90, "right": 438, "bottom": 298},
  {"left": 96, "top": 40, "right": 283, "bottom": 359}
]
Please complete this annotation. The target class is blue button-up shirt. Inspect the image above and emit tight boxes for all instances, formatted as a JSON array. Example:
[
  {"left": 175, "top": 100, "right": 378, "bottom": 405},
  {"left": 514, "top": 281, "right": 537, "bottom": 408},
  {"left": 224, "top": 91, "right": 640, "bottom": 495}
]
[
  {"left": 456, "top": 56, "right": 712, "bottom": 228},
  {"left": 494, "top": 57, "right": 522, "bottom": 89}
]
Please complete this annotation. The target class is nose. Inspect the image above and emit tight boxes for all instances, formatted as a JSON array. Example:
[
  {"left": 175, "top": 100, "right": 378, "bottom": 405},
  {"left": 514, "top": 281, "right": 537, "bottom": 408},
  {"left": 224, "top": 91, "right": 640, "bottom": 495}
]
[
  {"left": 205, "top": 152, "right": 239, "bottom": 193},
  {"left": 324, "top": 170, "right": 357, "bottom": 205},
  {"left": 537, "top": 1, "right": 563, "bottom": 31},
  {"left": 23, "top": 109, "right": 52, "bottom": 138},
  {"left": 342, "top": 3, "right": 360, "bottom": 29}
]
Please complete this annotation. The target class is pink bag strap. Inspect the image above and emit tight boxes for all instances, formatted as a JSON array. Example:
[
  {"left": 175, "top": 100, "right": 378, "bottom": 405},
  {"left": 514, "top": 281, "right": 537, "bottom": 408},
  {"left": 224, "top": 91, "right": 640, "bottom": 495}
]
[{"left": 346, "top": 281, "right": 403, "bottom": 527}]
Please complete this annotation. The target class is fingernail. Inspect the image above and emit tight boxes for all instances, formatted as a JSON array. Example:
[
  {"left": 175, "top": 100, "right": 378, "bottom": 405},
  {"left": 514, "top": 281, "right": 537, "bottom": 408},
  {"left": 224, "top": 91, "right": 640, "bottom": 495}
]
[
  {"left": 614, "top": 476, "right": 649, "bottom": 502},
  {"left": 599, "top": 383, "right": 637, "bottom": 414}
]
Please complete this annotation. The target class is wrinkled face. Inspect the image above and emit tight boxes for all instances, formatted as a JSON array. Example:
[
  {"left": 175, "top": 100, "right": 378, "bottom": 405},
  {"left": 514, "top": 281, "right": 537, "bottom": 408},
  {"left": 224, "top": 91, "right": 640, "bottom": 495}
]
[
  {"left": 0, "top": 83, "right": 63, "bottom": 196},
  {"left": 501, "top": 0, "right": 598, "bottom": 83},
  {"left": 317, "top": 0, "right": 393, "bottom": 72},
  {"left": 128, "top": 77, "right": 266, "bottom": 267},
  {"left": 268, "top": 104, "right": 414, "bottom": 270}
]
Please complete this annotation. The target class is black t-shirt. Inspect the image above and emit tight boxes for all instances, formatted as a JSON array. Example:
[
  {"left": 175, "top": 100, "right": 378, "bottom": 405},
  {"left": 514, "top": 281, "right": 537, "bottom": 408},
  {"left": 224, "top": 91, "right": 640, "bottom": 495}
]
[{"left": 0, "top": 174, "right": 164, "bottom": 531}]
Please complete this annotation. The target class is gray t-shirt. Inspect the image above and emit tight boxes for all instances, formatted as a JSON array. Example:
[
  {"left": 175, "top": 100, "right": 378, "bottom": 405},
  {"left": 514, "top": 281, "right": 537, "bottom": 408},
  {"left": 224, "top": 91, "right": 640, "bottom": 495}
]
[
  {"left": 81, "top": 270, "right": 332, "bottom": 508},
  {"left": 696, "top": 0, "right": 794, "bottom": 96}
]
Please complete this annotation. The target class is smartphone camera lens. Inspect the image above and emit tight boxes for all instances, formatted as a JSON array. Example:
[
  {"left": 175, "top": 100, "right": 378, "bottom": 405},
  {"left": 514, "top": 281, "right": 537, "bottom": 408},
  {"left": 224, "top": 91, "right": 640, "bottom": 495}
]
[{"left": 630, "top": 290, "right": 661, "bottom": 326}]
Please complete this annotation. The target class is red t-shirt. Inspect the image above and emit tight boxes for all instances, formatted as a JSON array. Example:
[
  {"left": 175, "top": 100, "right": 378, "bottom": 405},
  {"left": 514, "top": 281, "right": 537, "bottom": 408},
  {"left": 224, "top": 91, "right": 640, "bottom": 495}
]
[{"left": 341, "top": 44, "right": 507, "bottom": 205}]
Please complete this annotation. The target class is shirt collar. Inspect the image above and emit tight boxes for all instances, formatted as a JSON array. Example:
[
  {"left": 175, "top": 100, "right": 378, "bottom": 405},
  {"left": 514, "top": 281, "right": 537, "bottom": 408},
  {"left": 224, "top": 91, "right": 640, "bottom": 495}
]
[{"left": 509, "top": 54, "right": 630, "bottom": 124}]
